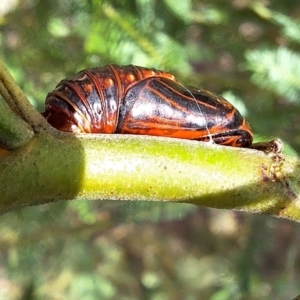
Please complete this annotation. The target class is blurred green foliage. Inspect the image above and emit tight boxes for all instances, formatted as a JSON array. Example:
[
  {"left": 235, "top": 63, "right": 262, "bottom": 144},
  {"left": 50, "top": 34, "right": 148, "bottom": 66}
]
[{"left": 1, "top": 0, "right": 300, "bottom": 299}]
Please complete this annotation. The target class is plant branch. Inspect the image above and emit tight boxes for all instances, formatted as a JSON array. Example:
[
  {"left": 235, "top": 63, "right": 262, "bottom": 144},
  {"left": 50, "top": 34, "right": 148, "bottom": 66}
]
[
  {"left": 0, "top": 132, "right": 299, "bottom": 221},
  {"left": 0, "top": 94, "right": 34, "bottom": 150},
  {"left": 0, "top": 59, "right": 51, "bottom": 135}
]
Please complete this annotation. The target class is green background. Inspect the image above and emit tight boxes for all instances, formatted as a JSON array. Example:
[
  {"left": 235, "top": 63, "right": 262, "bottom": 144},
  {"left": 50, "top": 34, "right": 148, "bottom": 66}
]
[{"left": 0, "top": 0, "right": 300, "bottom": 299}]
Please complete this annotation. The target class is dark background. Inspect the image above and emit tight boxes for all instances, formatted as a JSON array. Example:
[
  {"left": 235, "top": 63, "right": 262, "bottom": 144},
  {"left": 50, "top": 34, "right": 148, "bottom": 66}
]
[{"left": 1, "top": 0, "right": 300, "bottom": 299}]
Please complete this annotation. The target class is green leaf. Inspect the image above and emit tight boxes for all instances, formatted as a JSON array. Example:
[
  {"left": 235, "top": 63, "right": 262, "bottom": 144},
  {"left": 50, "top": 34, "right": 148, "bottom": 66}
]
[
  {"left": 221, "top": 91, "right": 248, "bottom": 116},
  {"left": 163, "top": 0, "right": 192, "bottom": 22},
  {"left": 250, "top": 2, "right": 300, "bottom": 44},
  {"left": 272, "top": 11, "right": 300, "bottom": 44},
  {"left": 244, "top": 47, "right": 300, "bottom": 103}
]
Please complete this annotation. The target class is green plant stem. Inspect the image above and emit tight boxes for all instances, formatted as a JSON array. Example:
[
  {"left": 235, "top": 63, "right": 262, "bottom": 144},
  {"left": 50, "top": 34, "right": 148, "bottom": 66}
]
[
  {"left": 0, "top": 132, "right": 299, "bottom": 221},
  {"left": 0, "top": 59, "right": 51, "bottom": 134},
  {"left": 0, "top": 95, "right": 34, "bottom": 150}
]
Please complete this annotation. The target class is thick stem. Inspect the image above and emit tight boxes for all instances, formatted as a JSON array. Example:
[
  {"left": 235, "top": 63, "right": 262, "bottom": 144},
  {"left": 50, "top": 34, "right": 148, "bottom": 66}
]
[
  {"left": 0, "top": 133, "right": 299, "bottom": 221},
  {"left": 0, "top": 95, "right": 34, "bottom": 149},
  {"left": 0, "top": 59, "right": 51, "bottom": 134}
]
